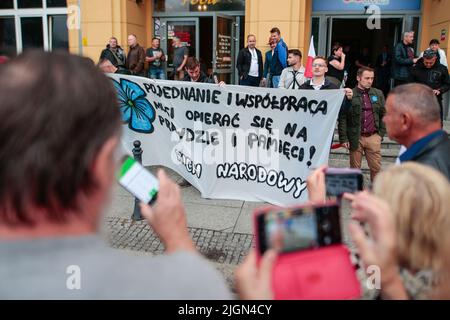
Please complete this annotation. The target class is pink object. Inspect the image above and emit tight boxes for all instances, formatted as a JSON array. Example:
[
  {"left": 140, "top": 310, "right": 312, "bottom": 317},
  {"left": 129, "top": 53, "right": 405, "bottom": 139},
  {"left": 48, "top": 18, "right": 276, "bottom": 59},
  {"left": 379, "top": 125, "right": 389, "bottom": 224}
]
[
  {"left": 304, "top": 36, "right": 316, "bottom": 79},
  {"left": 253, "top": 203, "right": 361, "bottom": 300},
  {"left": 0, "top": 56, "right": 9, "bottom": 64},
  {"left": 271, "top": 244, "right": 361, "bottom": 300}
]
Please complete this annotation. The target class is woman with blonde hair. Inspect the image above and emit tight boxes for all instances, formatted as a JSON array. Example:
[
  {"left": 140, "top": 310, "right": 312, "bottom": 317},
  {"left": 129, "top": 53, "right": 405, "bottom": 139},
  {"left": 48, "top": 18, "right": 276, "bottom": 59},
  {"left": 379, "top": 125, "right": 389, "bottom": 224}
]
[
  {"left": 352, "top": 162, "right": 450, "bottom": 299},
  {"left": 371, "top": 163, "right": 450, "bottom": 274},
  {"left": 309, "top": 162, "right": 450, "bottom": 299}
]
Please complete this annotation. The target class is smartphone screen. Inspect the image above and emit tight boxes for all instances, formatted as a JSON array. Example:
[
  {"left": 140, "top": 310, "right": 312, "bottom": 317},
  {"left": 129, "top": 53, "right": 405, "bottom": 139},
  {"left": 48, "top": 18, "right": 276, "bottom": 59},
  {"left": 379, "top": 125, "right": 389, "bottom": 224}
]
[
  {"left": 325, "top": 168, "right": 363, "bottom": 197},
  {"left": 118, "top": 156, "right": 159, "bottom": 205},
  {"left": 256, "top": 204, "right": 341, "bottom": 255}
]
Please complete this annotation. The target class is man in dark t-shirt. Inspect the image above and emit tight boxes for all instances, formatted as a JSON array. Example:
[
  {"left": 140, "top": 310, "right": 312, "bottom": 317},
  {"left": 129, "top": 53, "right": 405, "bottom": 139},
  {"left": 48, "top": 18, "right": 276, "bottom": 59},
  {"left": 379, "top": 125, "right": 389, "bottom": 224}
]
[
  {"left": 172, "top": 37, "right": 189, "bottom": 80},
  {"left": 146, "top": 37, "right": 166, "bottom": 80}
]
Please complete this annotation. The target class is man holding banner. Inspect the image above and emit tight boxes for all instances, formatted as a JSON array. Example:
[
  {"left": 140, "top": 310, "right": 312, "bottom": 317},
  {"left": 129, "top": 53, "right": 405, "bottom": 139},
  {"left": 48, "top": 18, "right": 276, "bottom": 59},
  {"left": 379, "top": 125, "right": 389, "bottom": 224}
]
[
  {"left": 114, "top": 64, "right": 347, "bottom": 205},
  {"left": 300, "top": 56, "right": 353, "bottom": 100},
  {"left": 182, "top": 57, "right": 215, "bottom": 84}
]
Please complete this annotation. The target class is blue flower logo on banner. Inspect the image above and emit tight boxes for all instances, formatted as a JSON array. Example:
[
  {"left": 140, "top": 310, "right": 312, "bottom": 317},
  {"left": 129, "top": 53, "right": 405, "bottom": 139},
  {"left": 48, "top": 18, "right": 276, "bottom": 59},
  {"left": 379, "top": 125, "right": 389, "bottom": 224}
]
[{"left": 113, "top": 78, "right": 156, "bottom": 134}]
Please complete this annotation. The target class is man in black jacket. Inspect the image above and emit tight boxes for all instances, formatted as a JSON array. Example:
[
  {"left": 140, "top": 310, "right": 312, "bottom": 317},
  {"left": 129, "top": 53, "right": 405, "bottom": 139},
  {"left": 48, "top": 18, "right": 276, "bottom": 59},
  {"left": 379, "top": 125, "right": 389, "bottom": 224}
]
[
  {"left": 384, "top": 83, "right": 450, "bottom": 180},
  {"left": 392, "top": 31, "right": 419, "bottom": 87},
  {"left": 299, "top": 56, "right": 353, "bottom": 102},
  {"left": 300, "top": 56, "right": 353, "bottom": 148},
  {"left": 236, "top": 35, "right": 263, "bottom": 87},
  {"left": 99, "top": 37, "right": 127, "bottom": 69},
  {"left": 410, "top": 49, "right": 450, "bottom": 126}
]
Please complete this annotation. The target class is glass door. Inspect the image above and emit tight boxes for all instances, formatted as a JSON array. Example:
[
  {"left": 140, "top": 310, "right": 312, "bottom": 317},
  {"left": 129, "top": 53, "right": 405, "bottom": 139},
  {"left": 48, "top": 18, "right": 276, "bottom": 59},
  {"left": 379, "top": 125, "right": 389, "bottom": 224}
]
[
  {"left": 48, "top": 14, "right": 68, "bottom": 50},
  {"left": 159, "top": 18, "right": 199, "bottom": 78},
  {"left": 213, "top": 13, "right": 235, "bottom": 84}
]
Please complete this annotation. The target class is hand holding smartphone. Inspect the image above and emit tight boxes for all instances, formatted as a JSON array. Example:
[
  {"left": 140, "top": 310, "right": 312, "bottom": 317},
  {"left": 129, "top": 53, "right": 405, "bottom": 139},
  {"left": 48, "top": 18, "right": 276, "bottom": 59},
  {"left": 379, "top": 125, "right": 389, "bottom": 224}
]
[
  {"left": 325, "top": 168, "right": 363, "bottom": 197},
  {"left": 252, "top": 202, "right": 361, "bottom": 300},
  {"left": 118, "top": 156, "right": 159, "bottom": 205},
  {"left": 118, "top": 162, "right": 196, "bottom": 253},
  {"left": 255, "top": 202, "right": 342, "bottom": 255}
]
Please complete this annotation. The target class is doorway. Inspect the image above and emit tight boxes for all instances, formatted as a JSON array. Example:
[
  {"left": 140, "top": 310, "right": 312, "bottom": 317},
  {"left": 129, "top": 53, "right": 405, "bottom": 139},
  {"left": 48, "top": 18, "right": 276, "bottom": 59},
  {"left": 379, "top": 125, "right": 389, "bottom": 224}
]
[
  {"left": 157, "top": 13, "right": 242, "bottom": 84},
  {"left": 329, "top": 17, "right": 403, "bottom": 88}
]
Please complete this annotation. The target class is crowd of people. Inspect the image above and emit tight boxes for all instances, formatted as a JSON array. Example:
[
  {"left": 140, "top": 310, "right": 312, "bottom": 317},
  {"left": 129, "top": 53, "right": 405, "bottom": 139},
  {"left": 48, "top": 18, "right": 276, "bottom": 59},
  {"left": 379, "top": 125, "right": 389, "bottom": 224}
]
[
  {"left": 98, "top": 30, "right": 449, "bottom": 126},
  {"left": 0, "top": 25, "right": 449, "bottom": 300}
]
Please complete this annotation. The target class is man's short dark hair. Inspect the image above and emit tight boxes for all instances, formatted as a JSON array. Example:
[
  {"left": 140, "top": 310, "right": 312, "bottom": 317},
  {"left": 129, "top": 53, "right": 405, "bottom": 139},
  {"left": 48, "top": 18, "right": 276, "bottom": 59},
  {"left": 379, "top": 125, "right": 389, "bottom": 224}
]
[
  {"left": 288, "top": 49, "right": 302, "bottom": 59},
  {"left": 430, "top": 39, "right": 440, "bottom": 45},
  {"left": 423, "top": 49, "right": 438, "bottom": 59},
  {"left": 270, "top": 27, "right": 281, "bottom": 35},
  {"left": 357, "top": 66, "right": 375, "bottom": 77},
  {"left": 185, "top": 57, "right": 200, "bottom": 70},
  {"left": 0, "top": 51, "right": 121, "bottom": 225},
  {"left": 152, "top": 37, "right": 160, "bottom": 42}
]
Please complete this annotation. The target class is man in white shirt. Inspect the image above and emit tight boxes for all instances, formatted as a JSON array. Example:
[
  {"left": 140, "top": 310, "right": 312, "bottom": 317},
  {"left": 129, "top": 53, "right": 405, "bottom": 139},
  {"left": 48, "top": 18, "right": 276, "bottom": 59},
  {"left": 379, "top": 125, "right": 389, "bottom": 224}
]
[
  {"left": 278, "top": 49, "right": 306, "bottom": 89},
  {"left": 236, "top": 34, "right": 263, "bottom": 87}
]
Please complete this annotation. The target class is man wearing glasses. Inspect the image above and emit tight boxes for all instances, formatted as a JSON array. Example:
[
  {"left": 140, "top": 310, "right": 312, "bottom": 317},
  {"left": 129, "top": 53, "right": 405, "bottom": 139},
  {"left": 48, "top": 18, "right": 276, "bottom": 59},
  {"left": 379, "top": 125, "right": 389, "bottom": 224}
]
[{"left": 300, "top": 56, "right": 353, "bottom": 101}]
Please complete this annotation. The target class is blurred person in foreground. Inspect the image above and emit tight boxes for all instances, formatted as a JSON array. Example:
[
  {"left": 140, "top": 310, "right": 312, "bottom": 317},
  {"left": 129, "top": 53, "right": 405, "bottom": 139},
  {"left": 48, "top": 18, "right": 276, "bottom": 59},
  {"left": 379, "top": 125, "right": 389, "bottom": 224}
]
[
  {"left": 0, "top": 51, "right": 231, "bottom": 300},
  {"left": 236, "top": 163, "right": 450, "bottom": 300},
  {"left": 383, "top": 83, "right": 450, "bottom": 180}
]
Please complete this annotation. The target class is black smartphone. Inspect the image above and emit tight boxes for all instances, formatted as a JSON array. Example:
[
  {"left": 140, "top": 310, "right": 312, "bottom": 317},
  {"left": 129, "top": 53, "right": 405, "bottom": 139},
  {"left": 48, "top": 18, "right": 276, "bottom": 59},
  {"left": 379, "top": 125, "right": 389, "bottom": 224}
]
[
  {"left": 255, "top": 203, "right": 342, "bottom": 255},
  {"left": 117, "top": 156, "right": 159, "bottom": 205},
  {"left": 325, "top": 168, "right": 363, "bottom": 197}
]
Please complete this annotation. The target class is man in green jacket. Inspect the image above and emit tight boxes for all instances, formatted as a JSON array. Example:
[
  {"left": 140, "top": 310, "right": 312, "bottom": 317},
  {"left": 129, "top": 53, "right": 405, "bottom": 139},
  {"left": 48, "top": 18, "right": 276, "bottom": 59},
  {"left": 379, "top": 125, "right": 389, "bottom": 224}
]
[{"left": 338, "top": 66, "right": 386, "bottom": 182}]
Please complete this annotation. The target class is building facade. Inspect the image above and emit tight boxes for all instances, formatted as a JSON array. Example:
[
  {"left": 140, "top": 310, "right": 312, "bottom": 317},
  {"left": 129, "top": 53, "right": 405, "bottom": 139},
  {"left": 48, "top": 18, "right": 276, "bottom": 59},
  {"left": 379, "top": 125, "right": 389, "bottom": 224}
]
[{"left": 1, "top": 0, "right": 450, "bottom": 84}]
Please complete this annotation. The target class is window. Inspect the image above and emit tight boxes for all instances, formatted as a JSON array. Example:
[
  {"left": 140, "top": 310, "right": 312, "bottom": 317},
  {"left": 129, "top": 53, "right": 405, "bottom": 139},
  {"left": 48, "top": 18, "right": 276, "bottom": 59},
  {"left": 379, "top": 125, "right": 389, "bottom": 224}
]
[
  {"left": 21, "top": 17, "right": 44, "bottom": 50},
  {"left": 0, "top": 0, "right": 68, "bottom": 53},
  {"left": 47, "top": 0, "right": 67, "bottom": 8},
  {"left": 18, "top": 0, "right": 43, "bottom": 8},
  {"left": 0, "top": 17, "right": 16, "bottom": 53},
  {"left": 0, "top": 0, "right": 14, "bottom": 9}
]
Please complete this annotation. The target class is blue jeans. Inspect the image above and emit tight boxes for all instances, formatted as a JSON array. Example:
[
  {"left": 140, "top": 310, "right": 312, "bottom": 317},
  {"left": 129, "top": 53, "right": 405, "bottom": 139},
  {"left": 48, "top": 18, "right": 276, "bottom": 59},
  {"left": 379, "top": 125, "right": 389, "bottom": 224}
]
[
  {"left": 148, "top": 68, "right": 166, "bottom": 80},
  {"left": 272, "top": 75, "right": 281, "bottom": 88}
]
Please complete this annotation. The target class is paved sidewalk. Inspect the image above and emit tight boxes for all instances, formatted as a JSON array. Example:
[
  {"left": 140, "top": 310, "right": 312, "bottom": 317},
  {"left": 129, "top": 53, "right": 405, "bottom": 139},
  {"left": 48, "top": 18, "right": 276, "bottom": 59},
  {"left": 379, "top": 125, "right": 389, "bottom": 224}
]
[
  {"left": 103, "top": 166, "right": 263, "bottom": 292},
  {"left": 102, "top": 166, "right": 368, "bottom": 294}
]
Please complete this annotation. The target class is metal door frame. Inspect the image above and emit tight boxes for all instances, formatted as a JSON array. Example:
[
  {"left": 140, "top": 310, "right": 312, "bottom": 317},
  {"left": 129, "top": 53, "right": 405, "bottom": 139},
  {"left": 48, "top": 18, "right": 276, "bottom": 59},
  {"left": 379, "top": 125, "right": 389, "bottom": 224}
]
[
  {"left": 213, "top": 13, "right": 235, "bottom": 83},
  {"left": 158, "top": 17, "right": 200, "bottom": 72}
]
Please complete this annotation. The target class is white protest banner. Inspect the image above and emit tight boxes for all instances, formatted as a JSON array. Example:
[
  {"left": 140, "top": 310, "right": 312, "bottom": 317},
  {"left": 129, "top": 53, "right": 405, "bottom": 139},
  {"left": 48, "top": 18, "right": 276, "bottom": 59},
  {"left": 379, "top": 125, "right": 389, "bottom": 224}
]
[{"left": 109, "top": 74, "right": 345, "bottom": 206}]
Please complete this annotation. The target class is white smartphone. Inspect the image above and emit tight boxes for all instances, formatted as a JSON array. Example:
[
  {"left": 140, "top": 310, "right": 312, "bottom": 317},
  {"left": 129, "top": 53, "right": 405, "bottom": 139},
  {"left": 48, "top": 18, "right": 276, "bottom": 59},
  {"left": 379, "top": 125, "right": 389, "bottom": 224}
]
[{"left": 118, "top": 156, "right": 159, "bottom": 205}]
